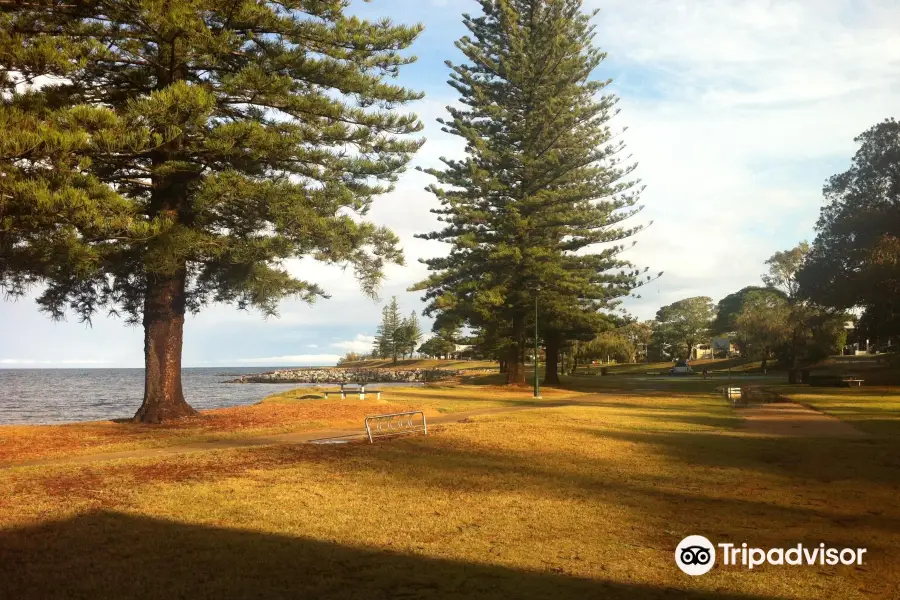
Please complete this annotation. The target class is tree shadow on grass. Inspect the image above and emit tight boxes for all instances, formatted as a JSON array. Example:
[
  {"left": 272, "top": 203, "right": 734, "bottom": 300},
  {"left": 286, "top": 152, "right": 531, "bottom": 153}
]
[
  {"left": 0, "top": 510, "right": 788, "bottom": 600},
  {"left": 585, "top": 427, "right": 900, "bottom": 489},
  {"left": 358, "top": 435, "right": 900, "bottom": 543}
]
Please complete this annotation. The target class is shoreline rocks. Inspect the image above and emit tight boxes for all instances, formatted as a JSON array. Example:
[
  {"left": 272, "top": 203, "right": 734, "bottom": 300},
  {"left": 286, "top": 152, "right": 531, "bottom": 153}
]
[{"left": 227, "top": 367, "right": 464, "bottom": 384}]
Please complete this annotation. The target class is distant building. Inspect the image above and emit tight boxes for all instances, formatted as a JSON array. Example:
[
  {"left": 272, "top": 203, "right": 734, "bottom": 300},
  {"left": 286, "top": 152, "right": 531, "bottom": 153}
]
[
  {"left": 691, "top": 344, "right": 713, "bottom": 360},
  {"left": 451, "top": 344, "right": 474, "bottom": 360},
  {"left": 697, "top": 337, "right": 740, "bottom": 360}
]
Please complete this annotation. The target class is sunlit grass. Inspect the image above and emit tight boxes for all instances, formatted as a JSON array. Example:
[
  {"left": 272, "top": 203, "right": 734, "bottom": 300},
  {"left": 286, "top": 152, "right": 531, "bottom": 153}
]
[
  {"left": 2, "top": 386, "right": 898, "bottom": 599},
  {"left": 0, "top": 385, "right": 576, "bottom": 465}
]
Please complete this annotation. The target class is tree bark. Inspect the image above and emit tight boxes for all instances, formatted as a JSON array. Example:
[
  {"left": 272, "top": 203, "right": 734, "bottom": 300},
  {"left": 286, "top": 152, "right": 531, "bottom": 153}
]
[
  {"left": 543, "top": 334, "right": 561, "bottom": 385},
  {"left": 506, "top": 314, "right": 526, "bottom": 385},
  {"left": 133, "top": 270, "right": 198, "bottom": 423},
  {"left": 499, "top": 359, "right": 507, "bottom": 374},
  {"left": 506, "top": 346, "right": 526, "bottom": 385}
]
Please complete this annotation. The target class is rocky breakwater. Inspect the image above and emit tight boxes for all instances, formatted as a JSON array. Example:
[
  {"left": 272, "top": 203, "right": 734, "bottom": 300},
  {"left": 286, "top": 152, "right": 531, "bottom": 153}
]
[{"left": 228, "top": 367, "right": 463, "bottom": 384}]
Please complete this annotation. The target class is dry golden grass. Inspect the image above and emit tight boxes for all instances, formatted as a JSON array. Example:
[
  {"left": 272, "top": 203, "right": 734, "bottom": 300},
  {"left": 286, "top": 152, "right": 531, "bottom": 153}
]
[
  {"left": 0, "top": 384, "right": 575, "bottom": 465},
  {"left": 1, "top": 385, "right": 898, "bottom": 599}
]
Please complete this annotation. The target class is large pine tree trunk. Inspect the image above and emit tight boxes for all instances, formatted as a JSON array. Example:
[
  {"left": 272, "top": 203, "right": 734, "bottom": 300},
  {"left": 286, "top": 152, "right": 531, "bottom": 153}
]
[
  {"left": 506, "top": 345, "right": 526, "bottom": 385},
  {"left": 506, "top": 315, "right": 526, "bottom": 386},
  {"left": 133, "top": 270, "right": 198, "bottom": 423},
  {"left": 543, "top": 334, "right": 561, "bottom": 386}
]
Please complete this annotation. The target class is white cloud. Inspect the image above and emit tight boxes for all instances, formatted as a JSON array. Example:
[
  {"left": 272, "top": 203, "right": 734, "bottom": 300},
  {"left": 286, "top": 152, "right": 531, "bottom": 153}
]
[
  {"left": 331, "top": 334, "right": 377, "bottom": 353},
  {"left": 307, "top": 344, "right": 318, "bottom": 348},
  {"left": 227, "top": 354, "right": 341, "bottom": 365},
  {"left": 577, "top": 0, "right": 900, "bottom": 318}
]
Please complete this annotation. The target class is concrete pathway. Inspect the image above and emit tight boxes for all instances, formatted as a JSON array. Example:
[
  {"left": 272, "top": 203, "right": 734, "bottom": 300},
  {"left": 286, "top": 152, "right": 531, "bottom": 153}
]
[
  {"left": 738, "top": 402, "right": 868, "bottom": 438},
  {"left": 4, "top": 401, "right": 576, "bottom": 470}
]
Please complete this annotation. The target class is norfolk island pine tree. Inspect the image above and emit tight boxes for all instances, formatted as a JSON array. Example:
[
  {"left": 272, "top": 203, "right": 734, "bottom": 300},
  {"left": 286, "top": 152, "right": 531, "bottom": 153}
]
[
  {"left": 0, "top": 2, "right": 424, "bottom": 422},
  {"left": 411, "top": 0, "right": 651, "bottom": 385}
]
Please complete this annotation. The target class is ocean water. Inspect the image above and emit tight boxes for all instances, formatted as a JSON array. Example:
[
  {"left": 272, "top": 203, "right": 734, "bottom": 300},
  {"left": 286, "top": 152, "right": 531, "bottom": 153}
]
[{"left": 0, "top": 367, "right": 339, "bottom": 425}]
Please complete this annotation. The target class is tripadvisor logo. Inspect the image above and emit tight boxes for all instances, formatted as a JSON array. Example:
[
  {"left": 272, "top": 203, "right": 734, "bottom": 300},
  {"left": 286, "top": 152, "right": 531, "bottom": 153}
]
[
  {"left": 675, "top": 535, "right": 868, "bottom": 576},
  {"left": 675, "top": 535, "right": 716, "bottom": 576}
]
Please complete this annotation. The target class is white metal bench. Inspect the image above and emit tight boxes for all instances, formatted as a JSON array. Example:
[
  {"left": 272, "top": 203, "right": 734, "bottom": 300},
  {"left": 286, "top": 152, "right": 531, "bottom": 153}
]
[
  {"left": 323, "top": 383, "right": 382, "bottom": 400},
  {"left": 364, "top": 411, "right": 427, "bottom": 443}
]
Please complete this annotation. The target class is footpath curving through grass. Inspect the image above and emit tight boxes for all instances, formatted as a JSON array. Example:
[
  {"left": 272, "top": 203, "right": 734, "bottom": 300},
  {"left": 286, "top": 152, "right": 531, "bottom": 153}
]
[{"left": 1, "top": 375, "right": 899, "bottom": 599}]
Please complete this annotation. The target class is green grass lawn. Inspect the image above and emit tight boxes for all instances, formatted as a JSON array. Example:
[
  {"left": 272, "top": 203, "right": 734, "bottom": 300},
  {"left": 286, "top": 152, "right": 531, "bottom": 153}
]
[{"left": 2, "top": 376, "right": 899, "bottom": 599}]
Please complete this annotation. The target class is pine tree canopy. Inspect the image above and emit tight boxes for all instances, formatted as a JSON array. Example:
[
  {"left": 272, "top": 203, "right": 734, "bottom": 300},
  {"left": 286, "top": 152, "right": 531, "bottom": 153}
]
[
  {"left": 410, "top": 0, "right": 651, "bottom": 384},
  {"left": 0, "top": 1, "right": 424, "bottom": 421}
]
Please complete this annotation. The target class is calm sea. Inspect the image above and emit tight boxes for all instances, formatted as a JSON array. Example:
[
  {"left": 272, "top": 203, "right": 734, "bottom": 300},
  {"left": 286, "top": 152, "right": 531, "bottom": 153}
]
[{"left": 0, "top": 367, "right": 336, "bottom": 425}]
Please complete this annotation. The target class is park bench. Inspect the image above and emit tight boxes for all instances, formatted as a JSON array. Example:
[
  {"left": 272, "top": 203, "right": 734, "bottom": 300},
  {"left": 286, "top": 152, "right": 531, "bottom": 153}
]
[
  {"left": 724, "top": 386, "right": 743, "bottom": 405},
  {"left": 364, "top": 411, "right": 427, "bottom": 443},
  {"left": 807, "top": 374, "right": 864, "bottom": 387},
  {"left": 323, "top": 383, "right": 383, "bottom": 400}
]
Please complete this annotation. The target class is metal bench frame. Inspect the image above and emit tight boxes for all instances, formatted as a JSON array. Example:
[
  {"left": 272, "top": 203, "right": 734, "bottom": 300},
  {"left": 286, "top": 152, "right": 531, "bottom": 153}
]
[
  {"left": 324, "top": 384, "right": 382, "bottom": 400},
  {"left": 364, "top": 411, "right": 427, "bottom": 443}
]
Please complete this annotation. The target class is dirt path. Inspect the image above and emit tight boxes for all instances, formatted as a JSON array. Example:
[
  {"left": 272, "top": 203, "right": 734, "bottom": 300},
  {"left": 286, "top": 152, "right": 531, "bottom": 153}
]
[
  {"left": 738, "top": 402, "right": 868, "bottom": 438},
  {"left": 3, "top": 401, "right": 576, "bottom": 470}
]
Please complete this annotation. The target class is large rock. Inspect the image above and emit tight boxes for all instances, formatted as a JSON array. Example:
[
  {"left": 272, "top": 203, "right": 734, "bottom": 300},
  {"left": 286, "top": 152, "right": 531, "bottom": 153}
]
[{"left": 227, "top": 367, "right": 463, "bottom": 384}]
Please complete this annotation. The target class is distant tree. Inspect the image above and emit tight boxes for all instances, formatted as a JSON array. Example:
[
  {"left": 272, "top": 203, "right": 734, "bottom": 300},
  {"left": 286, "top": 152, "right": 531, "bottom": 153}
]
[
  {"left": 417, "top": 337, "right": 439, "bottom": 359},
  {"left": 808, "top": 313, "right": 850, "bottom": 361},
  {"left": 763, "top": 242, "right": 809, "bottom": 301},
  {"left": 372, "top": 312, "right": 387, "bottom": 359},
  {"left": 712, "top": 286, "right": 789, "bottom": 356},
  {"left": 735, "top": 291, "right": 791, "bottom": 370},
  {"left": 418, "top": 327, "right": 458, "bottom": 359},
  {"left": 400, "top": 311, "right": 423, "bottom": 358},
  {"left": 392, "top": 324, "right": 411, "bottom": 360},
  {"left": 580, "top": 330, "right": 633, "bottom": 365},
  {"left": 620, "top": 320, "right": 654, "bottom": 362},
  {"left": 646, "top": 322, "right": 671, "bottom": 362},
  {"left": 373, "top": 297, "right": 404, "bottom": 363},
  {"left": 467, "top": 326, "right": 506, "bottom": 366},
  {"left": 0, "top": 3, "right": 424, "bottom": 422},
  {"left": 712, "top": 286, "right": 784, "bottom": 336},
  {"left": 799, "top": 118, "right": 900, "bottom": 341},
  {"left": 654, "top": 297, "right": 715, "bottom": 359},
  {"left": 338, "top": 352, "right": 363, "bottom": 366},
  {"left": 763, "top": 242, "right": 842, "bottom": 370}
]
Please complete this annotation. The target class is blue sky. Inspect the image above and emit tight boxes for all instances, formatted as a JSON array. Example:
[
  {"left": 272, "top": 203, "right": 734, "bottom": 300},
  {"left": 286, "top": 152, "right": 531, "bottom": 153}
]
[{"left": 1, "top": 0, "right": 899, "bottom": 368}]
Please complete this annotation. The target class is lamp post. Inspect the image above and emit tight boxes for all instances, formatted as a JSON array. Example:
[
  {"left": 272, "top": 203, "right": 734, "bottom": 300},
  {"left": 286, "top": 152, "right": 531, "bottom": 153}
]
[{"left": 534, "top": 292, "right": 541, "bottom": 398}]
